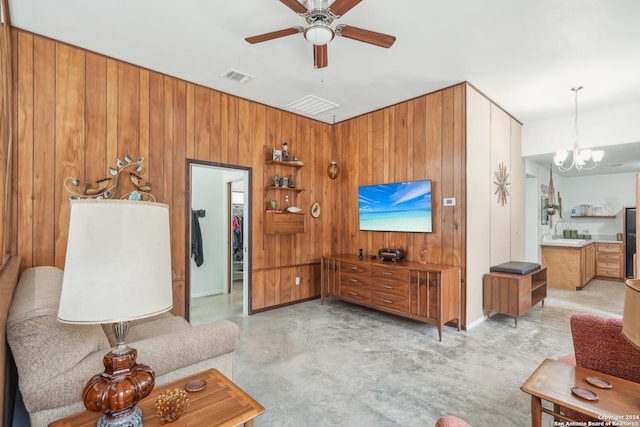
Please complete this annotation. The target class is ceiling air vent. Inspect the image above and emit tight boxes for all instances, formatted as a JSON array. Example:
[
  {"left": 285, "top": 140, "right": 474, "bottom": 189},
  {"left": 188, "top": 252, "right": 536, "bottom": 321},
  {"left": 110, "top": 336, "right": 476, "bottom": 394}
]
[
  {"left": 221, "top": 69, "right": 253, "bottom": 84},
  {"left": 286, "top": 95, "right": 339, "bottom": 115}
]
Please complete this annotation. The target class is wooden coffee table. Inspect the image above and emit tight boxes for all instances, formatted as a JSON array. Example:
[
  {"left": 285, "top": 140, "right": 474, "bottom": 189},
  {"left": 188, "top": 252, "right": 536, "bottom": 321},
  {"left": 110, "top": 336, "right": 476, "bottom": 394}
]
[
  {"left": 521, "top": 358, "right": 640, "bottom": 427},
  {"left": 49, "top": 368, "right": 265, "bottom": 427}
]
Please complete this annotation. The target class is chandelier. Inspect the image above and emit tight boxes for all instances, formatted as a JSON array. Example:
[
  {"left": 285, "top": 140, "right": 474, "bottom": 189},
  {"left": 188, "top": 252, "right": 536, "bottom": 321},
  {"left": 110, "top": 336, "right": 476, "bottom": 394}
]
[{"left": 553, "top": 86, "right": 604, "bottom": 172}]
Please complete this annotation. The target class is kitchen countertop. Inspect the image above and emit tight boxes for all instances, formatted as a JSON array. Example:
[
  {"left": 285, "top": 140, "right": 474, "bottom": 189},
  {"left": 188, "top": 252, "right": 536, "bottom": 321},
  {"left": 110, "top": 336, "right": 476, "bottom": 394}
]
[{"left": 540, "top": 235, "right": 623, "bottom": 247}]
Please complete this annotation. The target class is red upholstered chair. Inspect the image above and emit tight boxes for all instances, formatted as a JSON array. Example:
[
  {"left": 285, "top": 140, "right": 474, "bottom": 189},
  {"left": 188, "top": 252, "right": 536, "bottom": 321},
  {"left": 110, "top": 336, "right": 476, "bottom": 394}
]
[
  {"left": 557, "top": 313, "right": 640, "bottom": 421},
  {"left": 435, "top": 415, "right": 471, "bottom": 427}
]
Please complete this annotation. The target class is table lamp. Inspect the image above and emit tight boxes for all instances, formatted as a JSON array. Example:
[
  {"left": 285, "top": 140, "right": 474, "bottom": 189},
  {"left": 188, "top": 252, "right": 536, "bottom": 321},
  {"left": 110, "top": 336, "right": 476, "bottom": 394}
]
[
  {"left": 58, "top": 199, "right": 173, "bottom": 427},
  {"left": 623, "top": 279, "right": 640, "bottom": 350}
]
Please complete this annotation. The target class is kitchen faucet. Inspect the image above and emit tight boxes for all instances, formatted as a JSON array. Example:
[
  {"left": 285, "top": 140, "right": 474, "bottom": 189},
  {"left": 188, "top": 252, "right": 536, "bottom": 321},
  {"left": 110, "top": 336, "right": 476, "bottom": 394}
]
[{"left": 554, "top": 220, "right": 565, "bottom": 239}]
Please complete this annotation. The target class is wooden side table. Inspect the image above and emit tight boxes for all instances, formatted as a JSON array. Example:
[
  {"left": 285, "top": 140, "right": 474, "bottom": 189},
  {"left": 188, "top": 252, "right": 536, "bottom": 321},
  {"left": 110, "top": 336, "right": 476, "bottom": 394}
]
[
  {"left": 483, "top": 266, "right": 547, "bottom": 327},
  {"left": 521, "top": 358, "right": 640, "bottom": 427},
  {"left": 49, "top": 369, "right": 265, "bottom": 427}
]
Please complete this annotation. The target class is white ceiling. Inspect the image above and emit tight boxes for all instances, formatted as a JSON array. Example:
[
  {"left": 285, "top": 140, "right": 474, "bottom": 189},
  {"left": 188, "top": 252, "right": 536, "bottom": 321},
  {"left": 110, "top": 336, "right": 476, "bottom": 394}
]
[{"left": 7, "top": 0, "right": 640, "bottom": 176}]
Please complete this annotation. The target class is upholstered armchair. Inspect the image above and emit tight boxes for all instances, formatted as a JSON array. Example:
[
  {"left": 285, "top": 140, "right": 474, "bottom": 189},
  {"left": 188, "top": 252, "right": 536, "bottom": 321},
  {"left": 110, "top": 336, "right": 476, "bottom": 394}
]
[
  {"left": 557, "top": 313, "right": 640, "bottom": 421},
  {"left": 435, "top": 415, "right": 471, "bottom": 427}
]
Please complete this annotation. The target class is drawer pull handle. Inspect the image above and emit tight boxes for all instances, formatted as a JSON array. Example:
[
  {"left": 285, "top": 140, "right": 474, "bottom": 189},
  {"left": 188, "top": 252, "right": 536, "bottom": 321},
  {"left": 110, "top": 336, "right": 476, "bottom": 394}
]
[
  {"left": 349, "top": 292, "right": 358, "bottom": 296},
  {"left": 383, "top": 299, "right": 393, "bottom": 304},
  {"left": 350, "top": 266, "right": 358, "bottom": 270},
  {"left": 382, "top": 272, "right": 393, "bottom": 276},
  {"left": 382, "top": 285, "right": 393, "bottom": 289},
  {"left": 349, "top": 279, "right": 358, "bottom": 283}
]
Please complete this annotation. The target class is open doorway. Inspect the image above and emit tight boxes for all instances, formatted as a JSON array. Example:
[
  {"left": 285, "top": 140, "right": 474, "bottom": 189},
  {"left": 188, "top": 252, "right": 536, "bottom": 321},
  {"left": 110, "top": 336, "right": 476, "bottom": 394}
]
[{"left": 186, "top": 160, "right": 251, "bottom": 325}]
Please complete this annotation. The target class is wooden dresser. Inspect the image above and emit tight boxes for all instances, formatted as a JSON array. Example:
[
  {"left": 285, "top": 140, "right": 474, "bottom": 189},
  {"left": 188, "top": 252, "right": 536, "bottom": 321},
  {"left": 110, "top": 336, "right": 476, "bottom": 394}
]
[
  {"left": 321, "top": 255, "right": 461, "bottom": 341},
  {"left": 595, "top": 241, "right": 624, "bottom": 281}
]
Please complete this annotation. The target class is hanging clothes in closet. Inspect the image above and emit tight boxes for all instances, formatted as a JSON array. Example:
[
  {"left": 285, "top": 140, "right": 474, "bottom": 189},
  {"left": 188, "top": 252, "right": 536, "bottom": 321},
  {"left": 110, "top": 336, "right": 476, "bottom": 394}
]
[
  {"left": 191, "top": 209, "right": 205, "bottom": 267},
  {"left": 232, "top": 213, "right": 243, "bottom": 257}
]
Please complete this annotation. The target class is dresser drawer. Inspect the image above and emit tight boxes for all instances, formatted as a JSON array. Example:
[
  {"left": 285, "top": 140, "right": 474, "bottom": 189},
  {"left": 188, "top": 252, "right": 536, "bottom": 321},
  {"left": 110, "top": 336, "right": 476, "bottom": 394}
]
[
  {"left": 339, "top": 261, "right": 369, "bottom": 275},
  {"left": 369, "top": 264, "right": 410, "bottom": 286},
  {"left": 340, "top": 272, "right": 369, "bottom": 288},
  {"left": 339, "top": 285, "right": 371, "bottom": 303},
  {"left": 371, "top": 281, "right": 409, "bottom": 297},
  {"left": 370, "top": 291, "right": 409, "bottom": 313}
]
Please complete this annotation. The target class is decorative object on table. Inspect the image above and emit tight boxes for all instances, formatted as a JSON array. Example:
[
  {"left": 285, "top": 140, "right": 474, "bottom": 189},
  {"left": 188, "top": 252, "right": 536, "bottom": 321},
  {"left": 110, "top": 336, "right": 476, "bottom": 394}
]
[
  {"left": 270, "top": 200, "right": 277, "bottom": 210},
  {"left": 493, "top": 162, "right": 510, "bottom": 206},
  {"left": 419, "top": 247, "right": 428, "bottom": 265},
  {"left": 272, "top": 149, "right": 282, "bottom": 161},
  {"left": 327, "top": 160, "right": 339, "bottom": 179},
  {"left": 155, "top": 388, "right": 189, "bottom": 422},
  {"left": 310, "top": 202, "right": 321, "bottom": 218},
  {"left": 585, "top": 376, "right": 612, "bottom": 389},
  {"left": 282, "top": 177, "right": 289, "bottom": 188},
  {"left": 288, "top": 174, "right": 295, "bottom": 188},
  {"left": 570, "top": 386, "right": 598, "bottom": 401},
  {"left": 57, "top": 200, "right": 173, "bottom": 427},
  {"left": 554, "top": 86, "right": 604, "bottom": 172},
  {"left": 286, "top": 206, "right": 302, "bottom": 213},
  {"left": 64, "top": 155, "right": 153, "bottom": 201},
  {"left": 273, "top": 174, "right": 280, "bottom": 187},
  {"left": 285, "top": 195, "right": 289, "bottom": 210},
  {"left": 185, "top": 379, "right": 207, "bottom": 393},
  {"left": 281, "top": 141, "right": 289, "bottom": 161}
]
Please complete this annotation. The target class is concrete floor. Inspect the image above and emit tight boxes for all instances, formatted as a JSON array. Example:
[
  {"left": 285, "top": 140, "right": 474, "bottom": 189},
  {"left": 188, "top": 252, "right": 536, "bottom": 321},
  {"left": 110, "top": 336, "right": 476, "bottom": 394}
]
[{"left": 190, "top": 278, "right": 626, "bottom": 427}]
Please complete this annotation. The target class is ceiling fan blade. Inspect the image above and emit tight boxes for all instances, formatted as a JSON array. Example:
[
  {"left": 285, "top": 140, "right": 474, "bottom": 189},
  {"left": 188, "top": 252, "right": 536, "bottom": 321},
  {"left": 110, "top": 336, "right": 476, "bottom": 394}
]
[
  {"left": 245, "top": 27, "right": 302, "bottom": 44},
  {"left": 337, "top": 25, "right": 396, "bottom": 48},
  {"left": 329, "top": 0, "right": 362, "bottom": 17},
  {"left": 279, "top": 0, "right": 308, "bottom": 14},
  {"left": 314, "top": 44, "right": 328, "bottom": 69}
]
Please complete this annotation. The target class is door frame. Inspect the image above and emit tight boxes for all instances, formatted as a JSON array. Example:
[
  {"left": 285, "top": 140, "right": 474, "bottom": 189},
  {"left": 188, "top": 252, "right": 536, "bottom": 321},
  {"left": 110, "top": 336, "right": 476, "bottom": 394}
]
[{"left": 184, "top": 159, "right": 252, "bottom": 321}]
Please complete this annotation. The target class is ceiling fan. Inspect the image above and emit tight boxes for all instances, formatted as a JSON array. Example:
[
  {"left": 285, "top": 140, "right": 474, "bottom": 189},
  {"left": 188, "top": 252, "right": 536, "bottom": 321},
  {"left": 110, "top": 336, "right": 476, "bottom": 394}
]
[{"left": 245, "top": 0, "right": 396, "bottom": 69}]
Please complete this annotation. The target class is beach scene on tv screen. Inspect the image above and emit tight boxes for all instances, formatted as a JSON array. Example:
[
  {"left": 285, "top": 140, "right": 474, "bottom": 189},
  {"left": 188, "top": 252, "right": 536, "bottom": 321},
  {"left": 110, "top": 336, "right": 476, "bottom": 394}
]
[{"left": 358, "top": 180, "right": 432, "bottom": 233}]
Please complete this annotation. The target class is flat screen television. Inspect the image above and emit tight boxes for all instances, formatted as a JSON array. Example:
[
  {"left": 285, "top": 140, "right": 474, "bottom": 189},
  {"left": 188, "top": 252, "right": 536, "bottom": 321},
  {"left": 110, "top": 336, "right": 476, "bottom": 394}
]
[{"left": 358, "top": 179, "right": 432, "bottom": 233}]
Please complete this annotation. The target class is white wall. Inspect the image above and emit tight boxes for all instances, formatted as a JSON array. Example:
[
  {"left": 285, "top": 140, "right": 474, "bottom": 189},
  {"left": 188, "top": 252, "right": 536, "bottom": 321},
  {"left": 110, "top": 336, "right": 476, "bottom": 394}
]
[
  {"left": 466, "top": 87, "right": 491, "bottom": 327},
  {"left": 466, "top": 85, "right": 524, "bottom": 327},
  {"left": 191, "top": 166, "right": 228, "bottom": 297},
  {"left": 558, "top": 172, "right": 636, "bottom": 237}
]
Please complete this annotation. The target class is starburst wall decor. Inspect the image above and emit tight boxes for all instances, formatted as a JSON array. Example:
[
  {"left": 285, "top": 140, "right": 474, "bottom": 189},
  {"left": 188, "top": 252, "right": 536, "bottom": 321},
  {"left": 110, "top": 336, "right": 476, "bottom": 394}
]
[{"left": 493, "top": 162, "right": 510, "bottom": 206}]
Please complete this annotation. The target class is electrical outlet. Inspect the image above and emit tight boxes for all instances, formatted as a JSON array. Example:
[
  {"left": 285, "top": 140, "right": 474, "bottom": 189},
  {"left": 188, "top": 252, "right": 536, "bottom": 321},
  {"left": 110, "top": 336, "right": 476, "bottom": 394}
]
[
  {"left": 443, "top": 197, "right": 456, "bottom": 206},
  {"left": 295, "top": 276, "right": 300, "bottom": 285}
]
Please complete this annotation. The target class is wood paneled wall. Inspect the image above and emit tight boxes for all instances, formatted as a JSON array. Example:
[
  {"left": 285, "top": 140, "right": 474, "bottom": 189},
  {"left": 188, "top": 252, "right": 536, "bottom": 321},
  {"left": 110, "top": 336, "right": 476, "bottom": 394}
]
[
  {"left": 7, "top": 29, "right": 468, "bottom": 322},
  {"left": 9, "top": 29, "right": 332, "bottom": 315},
  {"left": 332, "top": 85, "right": 467, "bottom": 322}
]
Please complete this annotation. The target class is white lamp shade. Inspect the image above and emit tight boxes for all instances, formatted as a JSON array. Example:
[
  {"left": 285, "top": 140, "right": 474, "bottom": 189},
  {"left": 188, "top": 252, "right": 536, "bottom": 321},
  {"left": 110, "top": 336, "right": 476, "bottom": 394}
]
[
  {"left": 58, "top": 200, "right": 173, "bottom": 324},
  {"left": 591, "top": 150, "right": 604, "bottom": 162},
  {"left": 554, "top": 150, "right": 568, "bottom": 165}
]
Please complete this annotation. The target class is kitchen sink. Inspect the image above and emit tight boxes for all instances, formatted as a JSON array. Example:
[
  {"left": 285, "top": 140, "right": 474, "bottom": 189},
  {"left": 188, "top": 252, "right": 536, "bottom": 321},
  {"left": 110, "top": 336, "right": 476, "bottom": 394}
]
[{"left": 540, "top": 236, "right": 592, "bottom": 247}]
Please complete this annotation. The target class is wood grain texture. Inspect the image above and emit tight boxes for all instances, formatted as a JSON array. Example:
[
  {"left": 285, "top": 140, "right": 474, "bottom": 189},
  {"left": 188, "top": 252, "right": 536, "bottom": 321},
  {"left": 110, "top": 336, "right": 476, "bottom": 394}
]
[{"left": 5, "top": 29, "right": 471, "bottom": 324}]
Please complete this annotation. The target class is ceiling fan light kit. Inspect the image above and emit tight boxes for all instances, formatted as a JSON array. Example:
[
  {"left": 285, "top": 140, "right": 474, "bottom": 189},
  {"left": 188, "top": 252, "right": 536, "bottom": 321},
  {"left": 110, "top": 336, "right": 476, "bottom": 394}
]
[
  {"left": 304, "top": 22, "right": 334, "bottom": 45},
  {"left": 245, "top": 0, "right": 396, "bottom": 68}
]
